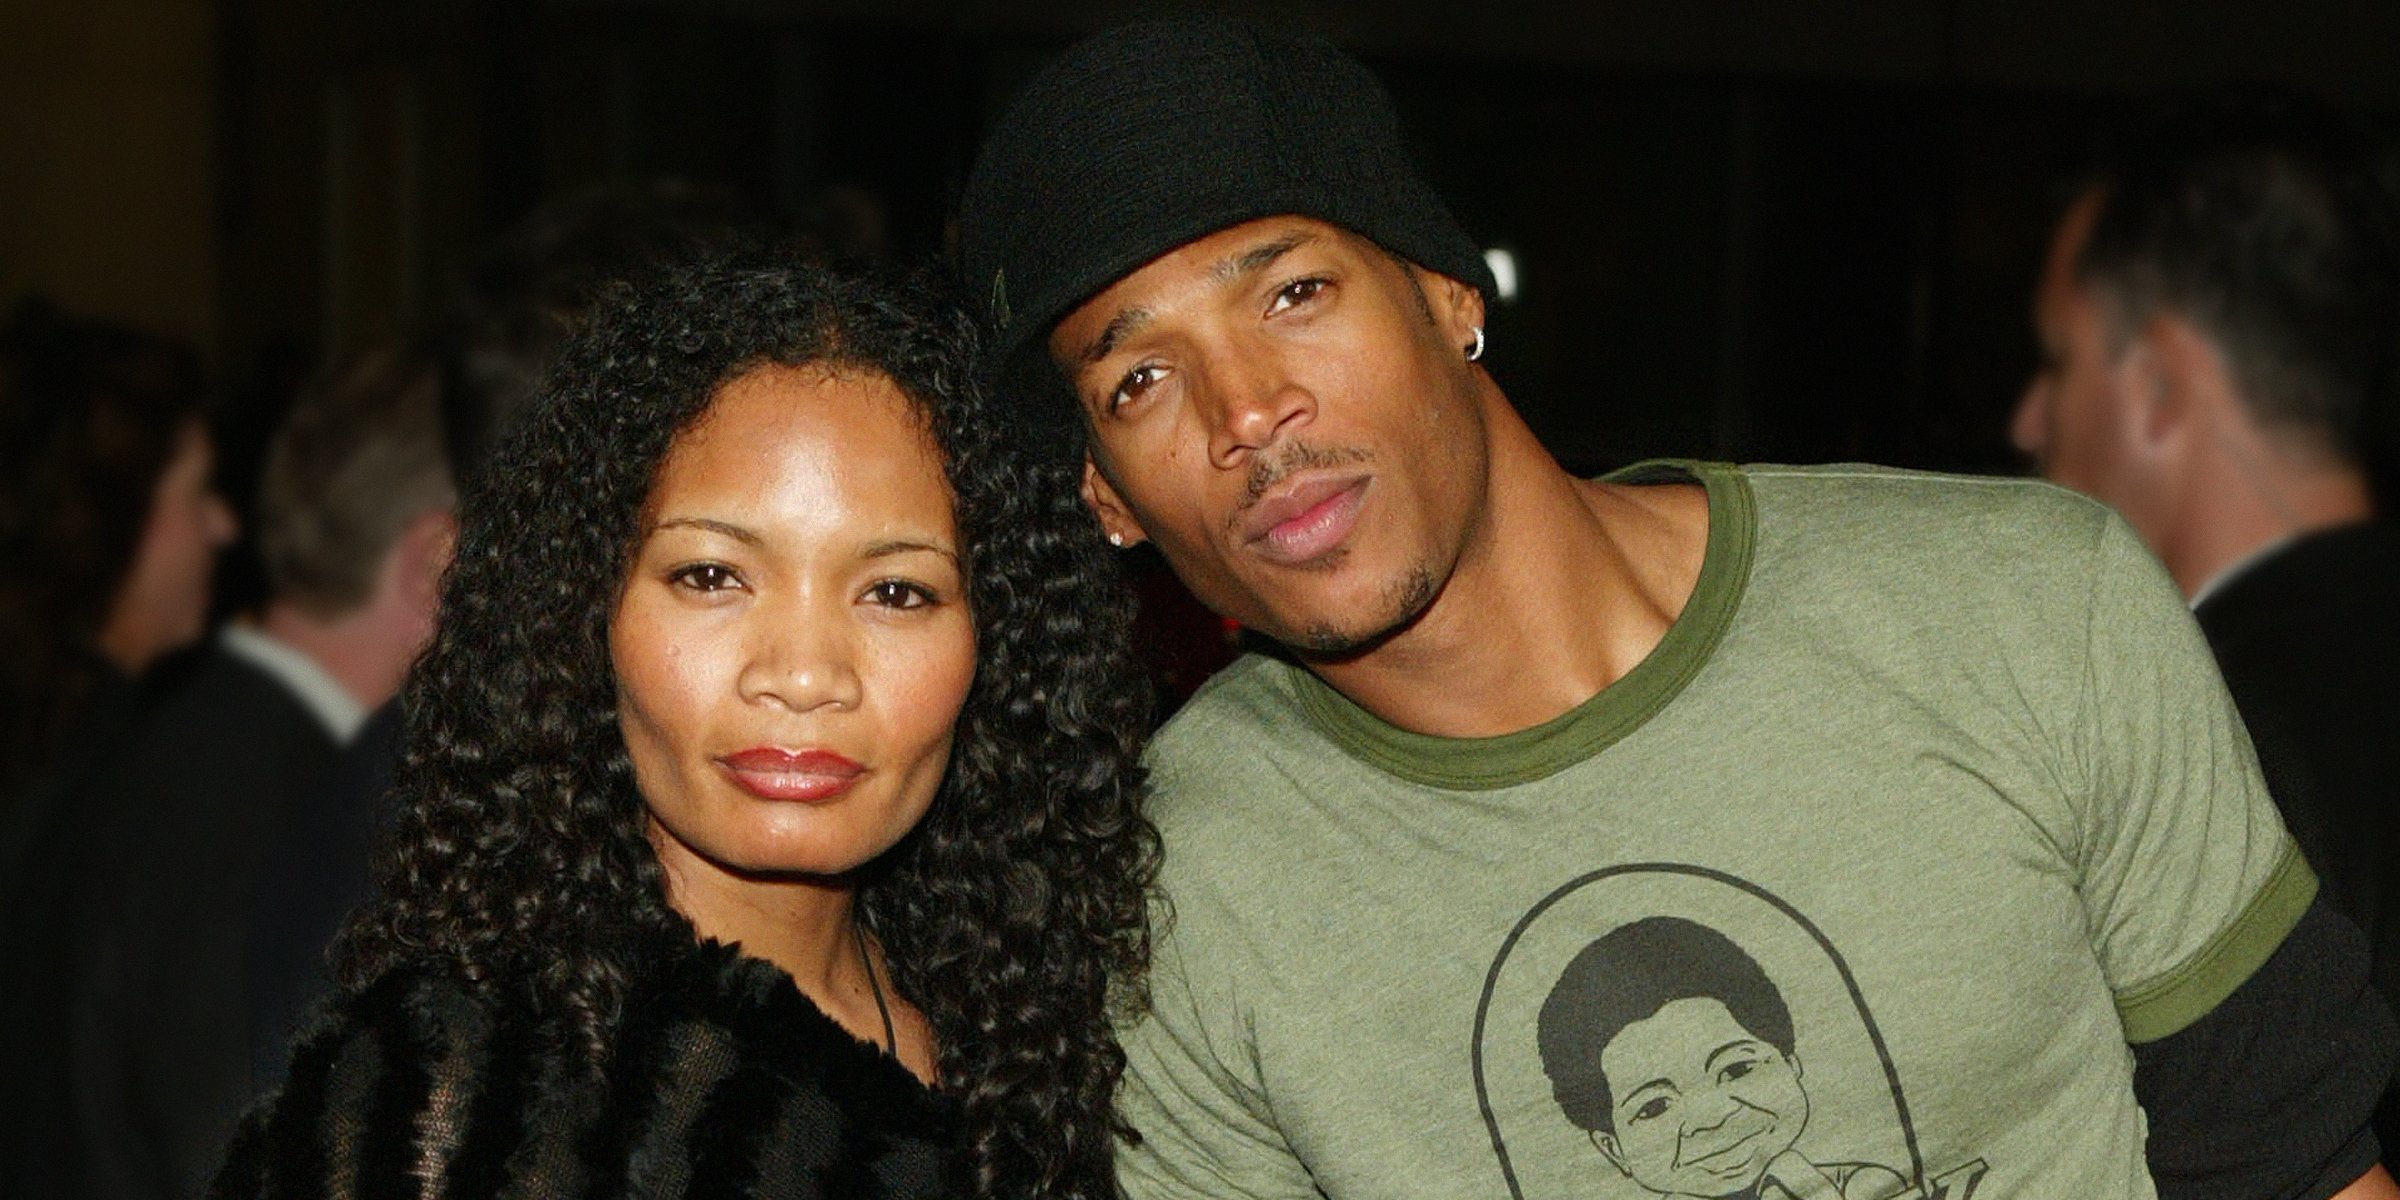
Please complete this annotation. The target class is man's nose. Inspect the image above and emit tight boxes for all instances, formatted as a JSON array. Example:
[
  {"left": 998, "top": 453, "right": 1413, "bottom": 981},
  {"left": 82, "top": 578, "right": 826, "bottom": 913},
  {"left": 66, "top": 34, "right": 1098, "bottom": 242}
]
[
  {"left": 2010, "top": 382, "right": 2049, "bottom": 457},
  {"left": 1205, "top": 352, "right": 1315, "bottom": 468}
]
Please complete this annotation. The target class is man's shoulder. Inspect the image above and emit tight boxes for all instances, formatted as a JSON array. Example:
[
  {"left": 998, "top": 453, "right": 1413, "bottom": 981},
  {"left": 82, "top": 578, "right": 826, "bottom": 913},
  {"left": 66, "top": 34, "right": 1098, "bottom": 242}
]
[
  {"left": 1153, "top": 653, "right": 1293, "bottom": 740},
  {"left": 1731, "top": 463, "right": 2131, "bottom": 593},
  {"left": 134, "top": 641, "right": 330, "bottom": 756},
  {"left": 1148, "top": 655, "right": 1307, "bottom": 789},
  {"left": 1739, "top": 462, "right": 2112, "bottom": 536}
]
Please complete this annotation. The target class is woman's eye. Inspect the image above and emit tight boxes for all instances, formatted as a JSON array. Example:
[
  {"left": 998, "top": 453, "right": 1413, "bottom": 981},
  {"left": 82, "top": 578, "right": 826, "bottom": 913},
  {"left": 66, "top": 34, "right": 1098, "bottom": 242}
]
[
  {"left": 1720, "top": 1059, "right": 1756, "bottom": 1083},
  {"left": 1630, "top": 1096, "right": 1671, "bottom": 1124},
  {"left": 1269, "top": 277, "right": 1328, "bottom": 313},
  {"left": 864, "top": 579, "right": 936, "bottom": 609},
  {"left": 669, "top": 563, "right": 741, "bottom": 592},
  {"left": 1110, "top": 364, "right": 1164, "bottom": 412}
]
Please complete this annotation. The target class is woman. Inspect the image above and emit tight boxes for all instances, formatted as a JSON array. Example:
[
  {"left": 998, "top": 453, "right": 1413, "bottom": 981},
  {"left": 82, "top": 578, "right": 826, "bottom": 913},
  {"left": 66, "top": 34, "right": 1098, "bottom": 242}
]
[
  {"left": 0, "top": 302, "right": 238, "bottom": 832},
  {"left": 0, "top": 305, "right": 239, "bottom": 1200},
  {"left": 214, "top": 254, "right": 1157, "bottom": 1199}
]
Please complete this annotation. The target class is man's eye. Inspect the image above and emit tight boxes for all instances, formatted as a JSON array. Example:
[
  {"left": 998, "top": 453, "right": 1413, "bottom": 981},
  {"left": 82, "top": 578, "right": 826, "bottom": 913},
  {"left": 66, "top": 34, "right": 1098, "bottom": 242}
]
[
  {"left": 1630, "top": 1096, "right": 1671, "bottom": 1124},
  {"left": 669, "top": 563, "right": 741, "bottom": 592},
  {"left": 1110, "top": 364, "right": 1164, "bottom": 412},
  {"left": 1720, "top": 1059, "right": 1756, "bottom": 1083},
  {"left": 864, "top": 579, "right": 936, "bottom": 609},
  {"left": 1269, "top": 277, "right": 1327, "bottom": 313}
]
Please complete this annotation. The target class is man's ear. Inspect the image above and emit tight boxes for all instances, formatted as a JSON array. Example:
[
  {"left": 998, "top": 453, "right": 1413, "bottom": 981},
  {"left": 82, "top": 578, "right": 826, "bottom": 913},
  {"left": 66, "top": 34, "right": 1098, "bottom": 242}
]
[
  {"left": 1589, "top": 1130, "right": 1630, "bottom": 1177},
  {"left": 1411, "top": 265, "right": 1488, "bottom": 355},
  {"left": 1080, "top": 453, "right": 1148, "bottom": 549},
  {"left": 2141, "top": 312, "right": 2238, "bottom": 445},
  {"left": 388, "top": 509, "right": 457, "bottom": 611}
]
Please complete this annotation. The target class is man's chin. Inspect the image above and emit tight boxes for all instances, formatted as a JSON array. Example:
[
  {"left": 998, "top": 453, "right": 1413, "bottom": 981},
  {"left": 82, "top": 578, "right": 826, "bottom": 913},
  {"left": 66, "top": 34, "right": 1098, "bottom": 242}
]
[{"left": 1285, "top": 565, "right": 1438, "bottom": 660}]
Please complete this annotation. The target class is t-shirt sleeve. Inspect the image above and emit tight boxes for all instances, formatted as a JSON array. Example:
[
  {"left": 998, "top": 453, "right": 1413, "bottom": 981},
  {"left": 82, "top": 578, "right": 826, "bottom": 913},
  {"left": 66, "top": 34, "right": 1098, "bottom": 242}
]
[
  {"left": 1117, "top": 902, "right": 1320, "bottom": 1200},
  {"left": 2067, "top": 515, "right": 2315, "bottom": 1044}
]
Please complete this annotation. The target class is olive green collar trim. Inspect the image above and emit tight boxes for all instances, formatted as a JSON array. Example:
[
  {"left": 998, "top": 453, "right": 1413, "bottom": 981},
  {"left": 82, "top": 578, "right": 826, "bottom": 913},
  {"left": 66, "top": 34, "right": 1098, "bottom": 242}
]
[{"left": 1286, "top": 460, "right": 1756, "bottom": 791}]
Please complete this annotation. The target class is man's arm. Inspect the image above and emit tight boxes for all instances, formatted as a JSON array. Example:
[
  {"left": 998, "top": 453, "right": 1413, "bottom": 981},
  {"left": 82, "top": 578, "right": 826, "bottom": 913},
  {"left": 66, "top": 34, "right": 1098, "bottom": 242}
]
[
  {"left": 2060, "top": 515, "right": 2395, "bottom": 1195},
  {"left": 2132, "top": 896, "right": 2396, "bottom": 1200}
]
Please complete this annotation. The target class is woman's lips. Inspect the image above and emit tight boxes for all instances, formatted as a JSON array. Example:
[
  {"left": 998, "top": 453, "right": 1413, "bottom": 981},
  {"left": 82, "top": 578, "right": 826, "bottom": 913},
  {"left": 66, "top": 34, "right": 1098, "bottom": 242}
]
[
  {"left": 1242, "top": 476, "right": 1369, "bottom": 565},
  {"left": 716, "top": 748, "right": 864, "bottom": 802}
]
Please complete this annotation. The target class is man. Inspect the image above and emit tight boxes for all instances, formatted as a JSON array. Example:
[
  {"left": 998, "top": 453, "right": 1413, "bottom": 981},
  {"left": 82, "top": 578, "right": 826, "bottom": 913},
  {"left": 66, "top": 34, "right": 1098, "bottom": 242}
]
[
  {"left": 957, "top": 19, "right": 2396, "bottom": 1200},
  {"left": 2012, "top": 102, "right": 2400, "bottom": 1160},
  {"left": 51, "top": 348, "right": 455, "bottom": 1200}
]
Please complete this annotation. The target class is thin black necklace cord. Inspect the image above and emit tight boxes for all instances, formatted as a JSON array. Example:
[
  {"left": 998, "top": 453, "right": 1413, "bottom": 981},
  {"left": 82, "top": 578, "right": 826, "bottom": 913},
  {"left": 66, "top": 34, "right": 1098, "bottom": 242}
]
[{"left": 852, "top": 919, "right": 897, "bottom": 1056}]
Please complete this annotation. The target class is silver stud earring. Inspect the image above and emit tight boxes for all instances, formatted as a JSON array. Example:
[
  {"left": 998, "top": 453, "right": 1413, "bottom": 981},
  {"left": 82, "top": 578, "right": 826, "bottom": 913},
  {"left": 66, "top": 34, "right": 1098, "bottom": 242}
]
[
  {"left": 1466, "top": 326, "right": 1486, "bottom": 362},
  {"left": 1107, "top": 531, "right": 1125, "bottom": 548}
]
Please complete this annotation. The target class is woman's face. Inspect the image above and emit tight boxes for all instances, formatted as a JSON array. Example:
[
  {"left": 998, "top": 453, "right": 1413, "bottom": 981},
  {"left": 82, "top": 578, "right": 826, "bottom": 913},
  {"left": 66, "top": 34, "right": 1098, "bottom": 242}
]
[
  {"left": 101, "top": 420, "right": 238, "bottom": 672},
  {"left": 610, "top": 364, "right": 976, "bottom": 884}
]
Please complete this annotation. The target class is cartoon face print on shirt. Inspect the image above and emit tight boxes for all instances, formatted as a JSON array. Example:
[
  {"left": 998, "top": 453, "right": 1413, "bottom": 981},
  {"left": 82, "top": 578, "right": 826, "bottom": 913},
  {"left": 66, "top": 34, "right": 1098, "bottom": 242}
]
[
  {"left": 1474, "top": 866, "right": 1988, "bottom": 1200},
  {"left": 1538, "top": 918, "right": 1820, "bottom": 1195}
]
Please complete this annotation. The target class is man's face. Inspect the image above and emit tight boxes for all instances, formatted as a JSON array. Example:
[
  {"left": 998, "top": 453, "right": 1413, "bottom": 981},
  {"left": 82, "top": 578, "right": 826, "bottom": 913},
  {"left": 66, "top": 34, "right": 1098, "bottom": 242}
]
[
  {"left": 1593, "top": 997, "right": 1808, "bottom": 1196},
  {"left": 2012, "top": 192, "right": 2149, "bottom": 513},
  {"left": 1047, "top": 216, "right": 1490, "bottom": 655}
]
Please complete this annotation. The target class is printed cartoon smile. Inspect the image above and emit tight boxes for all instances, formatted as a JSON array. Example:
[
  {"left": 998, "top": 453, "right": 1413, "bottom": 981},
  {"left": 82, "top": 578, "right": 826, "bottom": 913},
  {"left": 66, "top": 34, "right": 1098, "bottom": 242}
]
[
  {"left": 1677, "top": 1116, "right": 1772, "bottom": 1174},
  {"left": 1240, "top": 475, "right": 1368, "bottom": 565},
  {"left": 717, "top": 747, "right": 865, "bottom": 802}
]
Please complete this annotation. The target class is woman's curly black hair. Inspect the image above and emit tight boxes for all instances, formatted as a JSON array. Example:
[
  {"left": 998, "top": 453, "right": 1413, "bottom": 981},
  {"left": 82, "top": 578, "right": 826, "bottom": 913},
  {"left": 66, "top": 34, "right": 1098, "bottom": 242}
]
[{"left": 337, "top": 249, "right": 1159, "bottom": 1199}]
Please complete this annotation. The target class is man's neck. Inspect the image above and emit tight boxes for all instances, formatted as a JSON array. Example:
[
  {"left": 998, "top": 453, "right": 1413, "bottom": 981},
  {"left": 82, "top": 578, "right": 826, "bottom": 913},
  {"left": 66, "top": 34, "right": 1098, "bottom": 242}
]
[
  {"left": 1302, "top": 414, "right": 1712, "bottom": 739},
  {"left": 2156, "top": 439, "right": 2372, "bottom": 600},
  {"left": 254, "top": 599, "right": 410, "bottom": 714}
]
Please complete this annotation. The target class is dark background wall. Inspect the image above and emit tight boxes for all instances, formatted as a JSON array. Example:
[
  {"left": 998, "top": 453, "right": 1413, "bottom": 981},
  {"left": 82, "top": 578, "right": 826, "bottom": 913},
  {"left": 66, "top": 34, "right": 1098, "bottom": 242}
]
[{"left": 8, "top": 0, "right": 2398, "bottom": 482}]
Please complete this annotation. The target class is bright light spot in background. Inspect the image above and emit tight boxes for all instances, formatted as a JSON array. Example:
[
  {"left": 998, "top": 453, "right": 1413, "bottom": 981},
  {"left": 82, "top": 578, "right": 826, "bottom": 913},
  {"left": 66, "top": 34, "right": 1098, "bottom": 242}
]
[{"left": 1484, "top": 248, "right": 1520, "bottom": 302}]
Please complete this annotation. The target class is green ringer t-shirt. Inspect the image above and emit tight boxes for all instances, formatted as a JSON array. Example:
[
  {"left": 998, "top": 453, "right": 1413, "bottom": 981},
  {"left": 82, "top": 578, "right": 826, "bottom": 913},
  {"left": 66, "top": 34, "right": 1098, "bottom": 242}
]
[{"left": 1118, "top": 462, "right": 2310, "bottom": 1200}]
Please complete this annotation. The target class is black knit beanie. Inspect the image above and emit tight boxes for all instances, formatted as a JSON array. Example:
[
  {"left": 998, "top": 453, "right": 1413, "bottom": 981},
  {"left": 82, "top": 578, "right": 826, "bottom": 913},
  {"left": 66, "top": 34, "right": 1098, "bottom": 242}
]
[{"left": 957, "top": 17, "right": 1494, "bottom": 440}]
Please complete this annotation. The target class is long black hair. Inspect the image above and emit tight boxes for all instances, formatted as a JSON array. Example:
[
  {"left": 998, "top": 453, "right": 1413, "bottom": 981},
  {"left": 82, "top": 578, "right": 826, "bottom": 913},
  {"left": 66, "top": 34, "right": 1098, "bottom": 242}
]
[
  {"left": 0, "top": 302, "right": 210, "bottom": 806},
  {"left": 338, "top": 249, "right": 1158, "bottom": 1198}
]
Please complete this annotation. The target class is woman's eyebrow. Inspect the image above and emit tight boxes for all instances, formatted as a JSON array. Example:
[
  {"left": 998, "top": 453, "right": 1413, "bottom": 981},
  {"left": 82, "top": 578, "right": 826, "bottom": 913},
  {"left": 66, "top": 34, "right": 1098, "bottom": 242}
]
[
  {"left": 650, "top": 516, "right": 762, "bottom": 546},
  {"left": 862, "top": 537, "right": 959, "bottom": 564}
]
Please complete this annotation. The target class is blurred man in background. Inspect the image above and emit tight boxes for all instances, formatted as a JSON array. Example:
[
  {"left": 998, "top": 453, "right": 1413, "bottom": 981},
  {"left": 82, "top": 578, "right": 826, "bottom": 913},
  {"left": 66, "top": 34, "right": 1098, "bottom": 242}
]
[
  {"left": 47, "top": 347, "right": 454, "bottom": 1200},
  {"left": 236, "top": 181, "right": 769, "bottom": 1089},
  {"left": 2014, "top": 93, "right": 2400, "bottom": 1160}
]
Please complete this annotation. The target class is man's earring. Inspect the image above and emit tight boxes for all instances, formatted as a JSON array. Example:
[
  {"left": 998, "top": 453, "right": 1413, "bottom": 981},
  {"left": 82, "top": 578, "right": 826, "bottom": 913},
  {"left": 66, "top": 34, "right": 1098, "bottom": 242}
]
[{"left": 1466, "top": 326, "right": 1486, "bottom": 362}]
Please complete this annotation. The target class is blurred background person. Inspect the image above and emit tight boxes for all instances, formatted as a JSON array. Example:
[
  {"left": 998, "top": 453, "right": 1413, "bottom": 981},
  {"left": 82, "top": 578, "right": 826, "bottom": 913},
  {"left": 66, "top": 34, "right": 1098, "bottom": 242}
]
[
  {"left": 2012, "top": 92, "right": 2400, "bottom": 1161},
  {"left": 214, "top": 252, "right": 1155, "bottom": 1200},
  {"left": 238, "top": 178, "right": 770, "bottom": 1086},
  {"left": 19, "top": 345, "right": 456, "bottom": 1200},
  {"left": 0, "top": 301, "right": 236, "bottom": 861},
  {"left": 0, "top": 302, "right": 238, "bottom": 1200}
]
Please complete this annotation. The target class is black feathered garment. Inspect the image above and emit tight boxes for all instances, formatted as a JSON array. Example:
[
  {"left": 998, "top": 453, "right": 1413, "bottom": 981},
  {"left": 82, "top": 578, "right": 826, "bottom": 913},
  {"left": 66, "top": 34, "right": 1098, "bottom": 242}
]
[{"left": 210, "top": 937, "right": 958, "bottom": 1199}]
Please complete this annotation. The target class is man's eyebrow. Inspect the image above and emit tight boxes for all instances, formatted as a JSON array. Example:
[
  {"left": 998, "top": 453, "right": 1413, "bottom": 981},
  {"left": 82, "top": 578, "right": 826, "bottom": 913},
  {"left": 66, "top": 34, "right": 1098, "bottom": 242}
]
[
  {"left": 1079, "top": 307, "right": 1153, "bottom": 367},
  {"left": 1212, "top": 231, "right": 1317, "bottom": 285},
  {"left": 1074, "top": 232, "right": 1318, "bottom": 368},
  {"left": 651, "top": 516, "right": 762, "bottom": 546},
  {"left": 862, "top": 537, "right": 959, "bottom": 565}
]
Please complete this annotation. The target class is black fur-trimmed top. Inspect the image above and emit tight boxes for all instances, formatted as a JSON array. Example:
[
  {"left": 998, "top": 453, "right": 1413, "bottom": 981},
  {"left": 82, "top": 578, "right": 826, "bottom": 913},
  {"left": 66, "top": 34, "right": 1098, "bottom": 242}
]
[{"left": 211, "top": 937, "right": 958, "bottom": 1199}]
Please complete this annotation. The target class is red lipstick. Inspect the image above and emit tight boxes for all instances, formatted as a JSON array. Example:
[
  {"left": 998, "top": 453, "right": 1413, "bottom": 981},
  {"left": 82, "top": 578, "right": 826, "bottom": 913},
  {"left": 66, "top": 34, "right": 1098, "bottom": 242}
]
[{"left": 716, "top": 747, "right": 864, "bottom": 802}]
